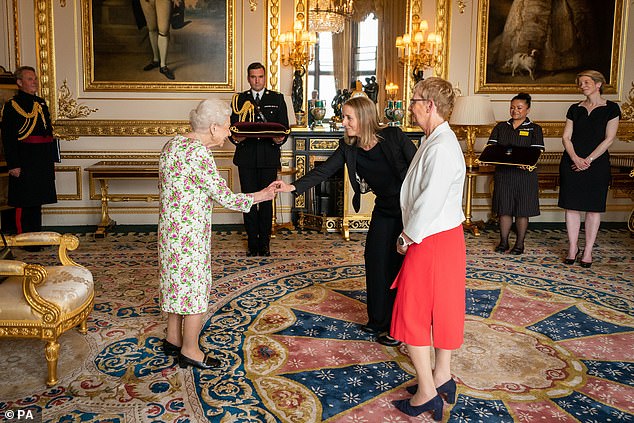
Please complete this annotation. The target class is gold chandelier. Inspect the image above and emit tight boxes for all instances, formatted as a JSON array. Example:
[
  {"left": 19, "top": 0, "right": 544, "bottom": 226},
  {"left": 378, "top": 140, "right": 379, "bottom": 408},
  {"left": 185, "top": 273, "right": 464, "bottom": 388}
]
[
  {"left": 395, "top": 18, "right": 442, "bottom": 79},
  {"left": 308, "top": 0, "right": 354, "bottom": 34}
]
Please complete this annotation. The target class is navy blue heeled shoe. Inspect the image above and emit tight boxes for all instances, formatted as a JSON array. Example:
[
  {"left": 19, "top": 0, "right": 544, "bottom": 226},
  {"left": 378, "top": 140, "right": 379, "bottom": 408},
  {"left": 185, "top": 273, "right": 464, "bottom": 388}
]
[
  {"left": 393, "top": 395, "right": 443, "bottom": 420},
  {"left": 406, "top": 378, "right": 457, "bottom": 404},
  {"left": 436, "top": 378, "right": 457, "bottom": 404}
]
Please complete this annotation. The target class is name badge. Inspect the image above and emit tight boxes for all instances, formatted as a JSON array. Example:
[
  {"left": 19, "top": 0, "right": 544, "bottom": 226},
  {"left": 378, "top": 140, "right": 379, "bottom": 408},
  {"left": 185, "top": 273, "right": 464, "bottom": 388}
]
[{"left": 519, "top": 130, "right": 529, "bottom": 136}]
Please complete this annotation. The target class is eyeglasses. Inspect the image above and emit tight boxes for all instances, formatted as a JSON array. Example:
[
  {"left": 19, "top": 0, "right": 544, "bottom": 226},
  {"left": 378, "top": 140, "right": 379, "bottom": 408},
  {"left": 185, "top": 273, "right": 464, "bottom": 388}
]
[{"left": 409, "top": 98, "right": 429, "bottom": 106}]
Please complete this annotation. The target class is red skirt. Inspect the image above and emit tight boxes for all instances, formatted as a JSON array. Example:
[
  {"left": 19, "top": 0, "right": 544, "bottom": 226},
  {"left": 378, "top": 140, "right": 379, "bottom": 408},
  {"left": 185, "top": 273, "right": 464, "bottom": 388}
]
[{"left": 390, "top": 225, "right": 466, "bottom": 348}]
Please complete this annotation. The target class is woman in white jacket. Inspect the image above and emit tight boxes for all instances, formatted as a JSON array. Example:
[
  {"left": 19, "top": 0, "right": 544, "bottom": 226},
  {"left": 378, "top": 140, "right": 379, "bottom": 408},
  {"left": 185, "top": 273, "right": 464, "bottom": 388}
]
[{"left": 391, "top": 78, "right": 466, "bottom": 420}]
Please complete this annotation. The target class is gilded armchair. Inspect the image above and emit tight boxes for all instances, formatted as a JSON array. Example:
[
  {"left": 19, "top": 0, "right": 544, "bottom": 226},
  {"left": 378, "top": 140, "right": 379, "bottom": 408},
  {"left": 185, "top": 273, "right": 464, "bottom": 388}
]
[{"left": 0, "top": 232, "right": 94, "bottom": 386}]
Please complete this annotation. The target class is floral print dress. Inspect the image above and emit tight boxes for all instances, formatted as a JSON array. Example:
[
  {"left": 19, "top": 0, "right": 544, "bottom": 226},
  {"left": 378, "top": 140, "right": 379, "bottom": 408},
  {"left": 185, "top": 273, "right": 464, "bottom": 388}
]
[{"left": 158, "top": 135, "right": 254, "bottom": 314}]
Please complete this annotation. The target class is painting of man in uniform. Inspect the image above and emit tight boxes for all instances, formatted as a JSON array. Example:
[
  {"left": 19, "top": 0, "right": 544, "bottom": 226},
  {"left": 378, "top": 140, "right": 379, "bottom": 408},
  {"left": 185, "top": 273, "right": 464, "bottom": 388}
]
[
  {"left": 480, "top": 0, "right": 620, "bottom": 91},
  {"left": 87, "top": 0, "right": 230, "bottom": 90}
]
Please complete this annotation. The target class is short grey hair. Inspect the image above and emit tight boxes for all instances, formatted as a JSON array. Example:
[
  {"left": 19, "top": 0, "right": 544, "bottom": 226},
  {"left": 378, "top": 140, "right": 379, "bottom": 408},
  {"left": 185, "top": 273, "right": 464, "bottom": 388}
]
[
  {"left": 15, "top": 66, "right": 36, "bottom": 80},
  {"left": 189, "top": 99, "right": 231, "bottom": 131}
]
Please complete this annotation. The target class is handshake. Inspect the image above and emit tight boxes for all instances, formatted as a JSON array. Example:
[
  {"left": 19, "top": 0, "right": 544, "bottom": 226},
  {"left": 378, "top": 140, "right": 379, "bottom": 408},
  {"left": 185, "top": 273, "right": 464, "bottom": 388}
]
[{"left": 252, "top": 180, "right": 295, "bottom": 203}]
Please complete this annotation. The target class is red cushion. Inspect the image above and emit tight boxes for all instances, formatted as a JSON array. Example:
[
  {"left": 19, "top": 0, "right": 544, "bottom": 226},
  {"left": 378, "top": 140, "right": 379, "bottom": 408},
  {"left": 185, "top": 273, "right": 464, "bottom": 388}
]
[{"left": 230, "top": 121, "right": 290, "bottom": 137}]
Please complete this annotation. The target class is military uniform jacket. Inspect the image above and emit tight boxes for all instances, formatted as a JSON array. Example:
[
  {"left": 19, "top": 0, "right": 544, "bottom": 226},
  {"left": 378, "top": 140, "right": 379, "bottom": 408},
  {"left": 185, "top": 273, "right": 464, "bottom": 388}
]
[
  {"left": 230, "top": 89, "right": 289, "bottom": 168},
  {"left": 1, "top": 90, "right": 57, "bottom": 207}
]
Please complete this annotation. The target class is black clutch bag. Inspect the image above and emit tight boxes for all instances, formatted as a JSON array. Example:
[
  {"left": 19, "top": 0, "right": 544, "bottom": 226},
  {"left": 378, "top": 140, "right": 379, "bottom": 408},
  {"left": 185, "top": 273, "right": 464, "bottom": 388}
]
[
  {"left": 477, "top": 144, "right": 542, "bottom": 171},
  {"left": 230, "top": 122, "right": 290, "bottom": 138}
]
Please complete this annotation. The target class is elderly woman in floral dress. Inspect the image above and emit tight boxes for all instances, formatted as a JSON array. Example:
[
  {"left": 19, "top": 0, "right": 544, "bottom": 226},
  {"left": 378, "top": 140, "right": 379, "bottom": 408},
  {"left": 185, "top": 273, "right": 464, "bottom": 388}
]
[{"left": 158, "top": 99, "right": 275, "bottom": 370}]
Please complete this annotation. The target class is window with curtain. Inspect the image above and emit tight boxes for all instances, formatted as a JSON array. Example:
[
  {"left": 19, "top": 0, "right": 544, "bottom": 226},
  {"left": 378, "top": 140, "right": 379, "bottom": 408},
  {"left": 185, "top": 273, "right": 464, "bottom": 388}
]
[{"left": 308, "top": 15, "right": 379, "bottom": 118}]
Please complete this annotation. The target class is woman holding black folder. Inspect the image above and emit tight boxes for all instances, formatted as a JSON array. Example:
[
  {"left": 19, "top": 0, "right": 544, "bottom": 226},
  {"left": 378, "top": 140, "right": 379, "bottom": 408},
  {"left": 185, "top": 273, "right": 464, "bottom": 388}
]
[{"left": 487, "top": 93, "right": 545, "bottom": 255}]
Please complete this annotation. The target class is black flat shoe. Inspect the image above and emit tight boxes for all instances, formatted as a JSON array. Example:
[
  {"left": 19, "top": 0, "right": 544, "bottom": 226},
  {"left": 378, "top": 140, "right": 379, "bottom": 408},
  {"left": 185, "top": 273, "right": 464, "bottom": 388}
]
[
  {"left": 509, "top": 245, "right": 524, "bottom": 255},
  {"left": 246, "top": 249, "right": 258, "bottom": 257},
  {"left": 393, "top": 395, "right": 443, "bottom": 420},
  {"left": 377, "top": 333, "right": 400, "bottom": 346},
  {"left": 564, "top": 248, "right": 580, "bottom": 265},
  {"left": 494, "top": 242, "right": 509, "bottom": 253},
  {"left": 178, "top": 353, "right": 221, "bottom": 370},
  {"left": 580, "top": 260, "right": 592, "bottom": 268},
  {"left": 143, "top": 60, "right": 159, "bottom": 71},
  {"left": 160, "top": 66, "right": 175, "bottom": 80},
  {"left": 259, "top": 247, "right": 271, "bottom": 257},
  {"left": 359, "top": 324, "right": 380, "bottom": 334},
  {"left": 162, "top": 339, "right": 181, "bottom": 356}
]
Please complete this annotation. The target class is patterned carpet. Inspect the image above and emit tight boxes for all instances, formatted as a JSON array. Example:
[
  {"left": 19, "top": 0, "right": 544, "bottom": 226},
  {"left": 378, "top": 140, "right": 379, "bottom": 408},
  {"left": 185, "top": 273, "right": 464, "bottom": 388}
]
[{"left": 0, "top": 227, "right": 632, "bottom": 422}]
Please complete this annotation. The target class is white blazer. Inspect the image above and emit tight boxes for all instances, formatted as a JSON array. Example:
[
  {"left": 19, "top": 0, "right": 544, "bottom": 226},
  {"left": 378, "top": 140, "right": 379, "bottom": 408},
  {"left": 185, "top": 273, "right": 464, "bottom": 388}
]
[{"left": 401, "top": 121, "right": 466, "bottom": 243}]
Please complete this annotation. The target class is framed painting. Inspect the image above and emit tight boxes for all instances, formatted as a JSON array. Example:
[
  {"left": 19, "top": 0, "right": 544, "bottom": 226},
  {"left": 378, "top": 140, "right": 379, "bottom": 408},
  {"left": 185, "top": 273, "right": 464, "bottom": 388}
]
[
  {"left": 82, "top": 0, "right": 234, "bottom": 91},
  {"left": 475, "top": 0, "right": 623, "bottom": 94}
]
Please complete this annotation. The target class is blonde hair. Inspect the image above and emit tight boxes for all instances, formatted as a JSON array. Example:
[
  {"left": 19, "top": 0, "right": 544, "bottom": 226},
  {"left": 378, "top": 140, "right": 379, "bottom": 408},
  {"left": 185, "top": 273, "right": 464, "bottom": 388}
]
[
  {"left": 576, "top": 70, "right": 606, "bottom": 94},
  {"left": 342, "top": 96, "right": 382, "bottom": 148},
  {"left": 412, "top": 77, "right": 455, "bottom": 120}
]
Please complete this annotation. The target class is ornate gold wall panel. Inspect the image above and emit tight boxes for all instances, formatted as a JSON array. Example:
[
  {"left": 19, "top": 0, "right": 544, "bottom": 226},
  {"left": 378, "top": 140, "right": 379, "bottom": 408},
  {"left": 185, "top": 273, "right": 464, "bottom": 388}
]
[
  {"left": 267, "top": 0, "right": 281, "bottom": 91},
  {"left": 55, "top": 120, "right": 191, "bottom": 139}
]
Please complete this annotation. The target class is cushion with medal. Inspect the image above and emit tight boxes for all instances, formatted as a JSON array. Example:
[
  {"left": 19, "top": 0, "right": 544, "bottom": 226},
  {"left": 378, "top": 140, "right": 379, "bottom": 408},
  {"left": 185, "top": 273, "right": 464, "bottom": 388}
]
[
  {"left": 230, "top": 121, "right": 290, "bottom": 138},
  {"left": 477, "top": 144, "right": 542, "bottom": 170}
]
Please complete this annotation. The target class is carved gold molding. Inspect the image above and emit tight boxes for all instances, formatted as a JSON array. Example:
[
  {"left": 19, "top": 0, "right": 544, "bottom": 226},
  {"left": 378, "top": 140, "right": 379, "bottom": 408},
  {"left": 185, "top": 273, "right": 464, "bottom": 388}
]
[
  {"left": 622, "top": 82, "right": 634, "bottom": 121},
  {"left": 58, "top": 80, "right": 98, "bottom": 119},
  {"left": 267, "top": 0, "right": 281, "bottom": 91},
  {"left": 13, "top": 0, "right": 20, "bottom": 66},
  {"left": 36, "top": 0, "right": 57, "bottom": 118},
  {"left": 55, "top": 120, "right": 191, "bottom": 140}
]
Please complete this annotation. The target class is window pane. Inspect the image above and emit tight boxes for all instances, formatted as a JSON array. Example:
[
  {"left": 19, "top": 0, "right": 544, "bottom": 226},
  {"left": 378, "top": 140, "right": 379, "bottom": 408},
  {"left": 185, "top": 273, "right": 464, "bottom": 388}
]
[
  {"left": 319, "top": 75, "right": 337, "bottom": 117},
  {"left": 353, "top": 15, "right": 378, "bottom": 80}
]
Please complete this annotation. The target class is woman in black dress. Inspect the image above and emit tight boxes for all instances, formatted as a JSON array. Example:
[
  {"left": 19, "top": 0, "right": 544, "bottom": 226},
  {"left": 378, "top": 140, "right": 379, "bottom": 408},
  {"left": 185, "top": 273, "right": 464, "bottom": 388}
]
[
  {"left": 273, "top": 96, "right": 417, "bottom": 346},
  {"left": 559, "top": 70, "right": 621, "bottom": 268},
  {"left": 488, "top": 93, "right": 544, "bottom": 255}
]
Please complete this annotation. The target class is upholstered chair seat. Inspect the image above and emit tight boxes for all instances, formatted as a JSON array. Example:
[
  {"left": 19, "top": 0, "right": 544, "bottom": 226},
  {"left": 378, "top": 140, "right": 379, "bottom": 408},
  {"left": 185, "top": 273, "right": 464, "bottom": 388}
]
[{"left": 0, "top": 232, "right": 94, "bottom": 386}]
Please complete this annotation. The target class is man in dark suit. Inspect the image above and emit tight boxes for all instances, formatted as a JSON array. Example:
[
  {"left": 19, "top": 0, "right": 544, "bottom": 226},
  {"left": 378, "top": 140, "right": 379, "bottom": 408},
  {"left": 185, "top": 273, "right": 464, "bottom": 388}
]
[{"left": 230, "top": 62, "right": 289, "bottom": 257}]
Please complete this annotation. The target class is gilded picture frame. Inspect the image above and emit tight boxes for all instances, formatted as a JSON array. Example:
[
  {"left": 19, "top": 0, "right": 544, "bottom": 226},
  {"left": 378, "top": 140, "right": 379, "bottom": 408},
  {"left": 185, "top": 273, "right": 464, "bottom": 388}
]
[
  {"left": 475, "top": 0, "right": 623, "bottom": 94},
  {"left": 81, "top": 0, "right": 234, "bottom": 92}
]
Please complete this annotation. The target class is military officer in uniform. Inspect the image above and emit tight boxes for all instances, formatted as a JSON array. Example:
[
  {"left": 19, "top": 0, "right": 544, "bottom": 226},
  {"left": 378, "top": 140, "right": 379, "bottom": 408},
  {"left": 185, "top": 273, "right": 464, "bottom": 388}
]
[
  {"left": 230, "top": 62, "right": 289, "bottom": 256},
  {"left": 1, "top": 66, "right": 57, "bottom": 241}
]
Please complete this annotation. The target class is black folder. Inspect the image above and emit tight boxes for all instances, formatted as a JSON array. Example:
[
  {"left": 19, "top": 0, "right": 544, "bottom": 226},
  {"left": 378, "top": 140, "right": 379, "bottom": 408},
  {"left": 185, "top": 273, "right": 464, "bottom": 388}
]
[{"left": 477, "top": 144, "right": 542, "bottom": 171}]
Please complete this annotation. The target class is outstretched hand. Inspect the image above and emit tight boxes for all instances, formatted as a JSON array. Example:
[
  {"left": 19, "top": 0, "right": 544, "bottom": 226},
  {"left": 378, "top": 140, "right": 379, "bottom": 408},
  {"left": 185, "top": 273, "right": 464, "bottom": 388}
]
[
  {"left": 269, "top": 180, "right": 295, "bottom": 193},
  {"left": 253, "top": 185, "right": 276, "bottom": 203}
]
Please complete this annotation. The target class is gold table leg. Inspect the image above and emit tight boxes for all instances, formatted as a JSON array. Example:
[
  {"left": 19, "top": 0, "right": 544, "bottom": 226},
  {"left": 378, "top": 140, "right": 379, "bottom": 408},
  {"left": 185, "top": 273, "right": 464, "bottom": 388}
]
[
  {"left": 463, "top": 172, "right": 484, "bottom": 236},
  {"left": 95, "top": 178, "right": 115, "bottom": 238}
]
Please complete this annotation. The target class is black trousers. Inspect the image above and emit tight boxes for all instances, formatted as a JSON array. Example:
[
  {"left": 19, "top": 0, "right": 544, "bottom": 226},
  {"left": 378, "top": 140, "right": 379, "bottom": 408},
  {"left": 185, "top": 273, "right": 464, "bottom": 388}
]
[
  {"left": 364, "top": 211, "right": 404, "bottom": 332},
  {"left": 8, "top": 206, "right": 42, "bottom": 234},
  {"left": 238, "top": 167, "right": 277, "bottom": 251}
]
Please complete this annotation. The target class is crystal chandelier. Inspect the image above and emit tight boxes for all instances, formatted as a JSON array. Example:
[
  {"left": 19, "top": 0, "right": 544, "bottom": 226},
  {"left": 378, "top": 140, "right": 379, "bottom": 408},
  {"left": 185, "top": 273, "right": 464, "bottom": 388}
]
[{"left": 308, "top": 0, "right": 354, "bottom": 34}]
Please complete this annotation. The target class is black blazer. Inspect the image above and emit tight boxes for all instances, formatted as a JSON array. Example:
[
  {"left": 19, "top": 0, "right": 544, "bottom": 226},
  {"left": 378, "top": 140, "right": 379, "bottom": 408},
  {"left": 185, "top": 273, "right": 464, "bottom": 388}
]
[
  {"left": 293, "top": 126, "right": 417, "bottom": 212},
  {"left": 230, "top": 89, "right": 289, "bottom": 168}
]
